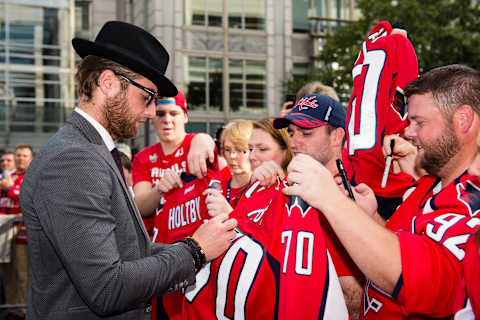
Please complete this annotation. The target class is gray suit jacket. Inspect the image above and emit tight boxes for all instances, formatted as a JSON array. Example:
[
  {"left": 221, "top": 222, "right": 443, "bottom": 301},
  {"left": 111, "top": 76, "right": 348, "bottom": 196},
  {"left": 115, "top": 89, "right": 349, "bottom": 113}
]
[{"left": 20, "top": 111, "right": 196, "bottom": 319}]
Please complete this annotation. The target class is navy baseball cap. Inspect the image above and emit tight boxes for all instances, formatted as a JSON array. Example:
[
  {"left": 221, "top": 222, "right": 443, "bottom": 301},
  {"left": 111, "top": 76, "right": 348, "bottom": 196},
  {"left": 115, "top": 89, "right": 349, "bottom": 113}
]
[{"left": 273, "top": 94, "right": 346, "bottom": 130}]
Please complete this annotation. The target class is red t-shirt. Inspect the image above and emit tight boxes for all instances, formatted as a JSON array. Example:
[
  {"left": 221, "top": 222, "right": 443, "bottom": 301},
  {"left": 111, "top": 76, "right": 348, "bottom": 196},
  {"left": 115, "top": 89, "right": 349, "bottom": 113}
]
[
  {"left": 361, "top": 173, "right": 480, "bottom": 319},
  {"left": 0, "top": 171, "right": 24, "bottom": 215},
  {"left": 131, "top": 133, "right": 196, "bottom": 236},
  {"left": 346, "top": 21, "right": 418, "bottom": 198},
  {"left": 0, "top": 171, "right": 27, "bottom": 244}
]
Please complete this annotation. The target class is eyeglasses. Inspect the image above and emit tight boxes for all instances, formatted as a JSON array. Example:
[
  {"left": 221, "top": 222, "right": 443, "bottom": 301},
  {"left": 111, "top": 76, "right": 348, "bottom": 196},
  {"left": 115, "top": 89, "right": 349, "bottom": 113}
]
[
  {"left": 223, "top": 148, "right": 248, "bottom": 156},
  {"left": 115, "top": 73, "right": 157, "bottom": 106}
]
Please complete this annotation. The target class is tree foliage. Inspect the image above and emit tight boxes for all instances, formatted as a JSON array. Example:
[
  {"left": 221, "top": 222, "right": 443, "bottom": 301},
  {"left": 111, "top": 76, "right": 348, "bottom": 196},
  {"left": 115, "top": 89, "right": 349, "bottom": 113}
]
[{"left": 305, "top": 0, "right": 480, "bottom": 103}]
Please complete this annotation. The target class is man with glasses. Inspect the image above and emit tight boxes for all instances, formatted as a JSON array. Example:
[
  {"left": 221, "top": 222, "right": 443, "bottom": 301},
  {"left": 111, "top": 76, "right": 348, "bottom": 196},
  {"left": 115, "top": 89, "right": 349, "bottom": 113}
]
[{"left": 20, "top": 21, "right": 237, "bottom": 319}]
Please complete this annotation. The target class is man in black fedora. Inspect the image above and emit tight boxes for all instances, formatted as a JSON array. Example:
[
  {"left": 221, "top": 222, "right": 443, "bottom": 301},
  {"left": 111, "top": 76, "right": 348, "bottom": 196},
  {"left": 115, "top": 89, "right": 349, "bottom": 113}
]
[{"left": 20, "top": 21, "right": 237, "bottom": 319}]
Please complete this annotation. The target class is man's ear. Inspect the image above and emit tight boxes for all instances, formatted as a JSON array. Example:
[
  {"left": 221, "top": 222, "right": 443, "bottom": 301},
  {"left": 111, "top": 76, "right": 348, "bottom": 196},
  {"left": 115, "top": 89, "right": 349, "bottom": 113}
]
[
  {"left": 454, "top": 104, "right": 475, "bottom": 134},
  {"left": 330, "top": 127, "right": 345, "bottom": 148},
  {"left": 97, "top": 69, "right": 121, "bottom": 97}
]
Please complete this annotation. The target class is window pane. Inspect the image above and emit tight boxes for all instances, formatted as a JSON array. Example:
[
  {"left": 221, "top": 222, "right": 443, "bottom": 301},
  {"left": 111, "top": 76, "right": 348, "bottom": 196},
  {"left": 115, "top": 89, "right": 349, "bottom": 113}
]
[
  {"left": 311, "top": 0, "right": 329, "bottom": 33},
  {"left": 292, "top": 0, "right": 309, "bottom": 33},
  {"left": 188, "top": 0, "right": 206, "bottom": 26},
  {"left": 209, "top": 122, "right": 224, "bottom": 137},
  {"left": 186, "top": 56, "right": 207, "bottom": 110},
  {"left": 228, "top": 0, "right": 242, "bottom": 29},
  {"left": 1, "top": 3, "right": 73, "bottom": 136},
  {"left": 186, "top": 122, "right": 207, "bottom": 133},
  {"left": 245, "top": 0, "right": 264, "bottom": 30},
  {"left": 208, "top": 58, "right": 223, "bottom": 111},
  {"left": 245, "top": 60, "right": 266, "bottom": 112},
  {"left": 207, "top": 0, "right": 222, "bottom": 27},
  {"left": 292, "top": 62, "right": 310, "bottom": 83},
  {"left": 229, "top": 59, "right": 243, "bottom": 112}
]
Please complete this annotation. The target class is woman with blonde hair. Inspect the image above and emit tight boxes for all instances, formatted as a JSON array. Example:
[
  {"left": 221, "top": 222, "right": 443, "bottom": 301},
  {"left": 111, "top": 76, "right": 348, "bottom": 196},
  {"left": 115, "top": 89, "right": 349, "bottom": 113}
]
[
  {"left": 204, "top": 120, "right": 253, "bottom": 216},
  {"left": 205, "top": 118, "right": 292, "bottom": 216}
]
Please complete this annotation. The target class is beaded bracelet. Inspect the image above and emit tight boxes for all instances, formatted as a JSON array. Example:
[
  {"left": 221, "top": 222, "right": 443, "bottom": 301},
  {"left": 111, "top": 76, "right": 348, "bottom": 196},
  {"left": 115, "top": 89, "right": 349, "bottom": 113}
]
[{"left": 178, "top": 237, "right": 206, "bottom": 271}]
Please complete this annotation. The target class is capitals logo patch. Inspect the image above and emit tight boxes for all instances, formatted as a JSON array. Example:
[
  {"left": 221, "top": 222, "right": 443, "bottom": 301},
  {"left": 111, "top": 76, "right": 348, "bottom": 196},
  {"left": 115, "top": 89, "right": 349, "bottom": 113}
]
[
  {"left": 391, "top": 86, "right": 408, "bottom": 121},
  {"left": 149, "top": 153, "right": 158, "bottom": 163},
  {"left": 285, "top": 196, "right": 312, "bottom": 218},
  {"left": 175, "top": 147, "right": 184, "bottom": 158},
  {"left": 457, "top": 180, "right": 480, "bottom": 217},
  {"left": 296, "top": 95, "right": 319, "bottom": 111}
]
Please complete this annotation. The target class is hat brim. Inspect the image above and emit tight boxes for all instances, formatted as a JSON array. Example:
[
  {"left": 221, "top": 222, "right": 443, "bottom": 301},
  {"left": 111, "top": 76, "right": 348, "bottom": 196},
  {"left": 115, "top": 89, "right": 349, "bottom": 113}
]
[
  {"left": 72, "top": 38, "right": 178, "bottom": 97},
  {"left": 273, "top": 113, "right": 327, "bottom": 129}
]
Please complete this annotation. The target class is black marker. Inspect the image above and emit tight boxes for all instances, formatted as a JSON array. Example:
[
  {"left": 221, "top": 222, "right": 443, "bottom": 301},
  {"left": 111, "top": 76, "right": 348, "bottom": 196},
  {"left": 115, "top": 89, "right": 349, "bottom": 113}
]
[{"left": 336, "top": 159, "right": 355, "bottom": 200}]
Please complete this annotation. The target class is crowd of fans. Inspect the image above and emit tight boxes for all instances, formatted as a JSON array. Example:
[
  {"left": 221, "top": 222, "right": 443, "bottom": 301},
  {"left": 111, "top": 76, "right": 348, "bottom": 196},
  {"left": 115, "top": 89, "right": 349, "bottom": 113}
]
[{"left": 1, "top": 20, "right": 480, "bottom": 320}]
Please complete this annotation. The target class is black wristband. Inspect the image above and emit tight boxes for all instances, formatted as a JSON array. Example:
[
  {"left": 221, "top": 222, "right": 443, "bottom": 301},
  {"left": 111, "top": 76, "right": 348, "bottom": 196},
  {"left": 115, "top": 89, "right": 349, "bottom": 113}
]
[{"left": 178, "top": 237, "right": 206, "bottom": 271}]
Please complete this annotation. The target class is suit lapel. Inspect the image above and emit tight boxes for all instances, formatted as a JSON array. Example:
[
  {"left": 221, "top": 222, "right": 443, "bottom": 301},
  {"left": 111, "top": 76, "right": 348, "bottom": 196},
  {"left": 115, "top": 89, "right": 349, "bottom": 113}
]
[{"left": 68, "top": 112, "right": 151, "bottom": 252}]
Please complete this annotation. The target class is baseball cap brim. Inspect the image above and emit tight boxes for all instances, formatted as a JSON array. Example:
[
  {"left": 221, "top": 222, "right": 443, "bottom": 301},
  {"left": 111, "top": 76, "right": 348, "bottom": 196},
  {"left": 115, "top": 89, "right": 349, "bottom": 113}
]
[{"left": 273, "top": 112, "right": 328, "bottom": 129}]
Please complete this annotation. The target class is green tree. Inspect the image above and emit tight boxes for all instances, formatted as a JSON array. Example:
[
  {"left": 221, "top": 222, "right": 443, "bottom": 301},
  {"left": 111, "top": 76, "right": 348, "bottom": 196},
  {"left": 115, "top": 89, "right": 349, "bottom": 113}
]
[{"left": 312, "top": 0, "right": 480, "bottom": 103}]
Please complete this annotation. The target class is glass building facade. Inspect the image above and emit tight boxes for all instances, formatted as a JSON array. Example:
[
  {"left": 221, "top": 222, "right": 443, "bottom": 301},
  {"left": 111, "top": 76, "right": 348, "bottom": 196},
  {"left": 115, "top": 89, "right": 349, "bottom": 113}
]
[
  {"left": 0, "top": 0, "right": 77, "bottom": 150},
  {"left": 0, "top": 0, "right": 357, "bottom": 151}
]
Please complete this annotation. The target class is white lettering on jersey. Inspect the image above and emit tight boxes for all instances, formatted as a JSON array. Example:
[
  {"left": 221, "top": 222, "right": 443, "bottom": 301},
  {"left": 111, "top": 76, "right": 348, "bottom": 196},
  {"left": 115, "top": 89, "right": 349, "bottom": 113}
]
[
  {"left": 168, "top": 196, "right": 202, "bottom": 230},
  {"left": 184, "top": 185, "right": 195, "bottom": 195},
  {"left": 151, "top": 161, "right": 187, "bottom": 179},
  {"left": 175, "top": 147, "right": 184, "bottom": 158},
  {"left": 367, "top": 27, "right": 387, "bottom": 43}
]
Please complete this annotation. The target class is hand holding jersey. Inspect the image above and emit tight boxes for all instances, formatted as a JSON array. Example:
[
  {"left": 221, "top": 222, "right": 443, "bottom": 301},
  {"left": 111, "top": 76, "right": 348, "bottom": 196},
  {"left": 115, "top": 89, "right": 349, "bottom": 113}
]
[
  {"left": 203, "top": 188, "right": 233, "bottom": 216},
  {"left": 251, "top": 159, "right": 285, "bottom": 187},
  {"left": 191, "top": 213, "right": 237, "bottom": 261},
  {"left": 156, "top": 168, "right": 183, "bottom": 194},
  {"left": 283, "top": 153, "right": 402, "bottom": 294},
  {"left": 346, "top": 21, "right": 418, "bottom": 220},
  {"left": 187, "top": 133, "right": 217, "bottom": 179}
]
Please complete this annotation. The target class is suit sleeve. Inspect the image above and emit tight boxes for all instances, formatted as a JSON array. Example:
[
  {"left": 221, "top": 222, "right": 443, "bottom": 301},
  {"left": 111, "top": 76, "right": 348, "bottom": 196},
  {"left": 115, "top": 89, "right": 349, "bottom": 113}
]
[{"left": 33, "top": 147, "right": 196, "bottom": 316}]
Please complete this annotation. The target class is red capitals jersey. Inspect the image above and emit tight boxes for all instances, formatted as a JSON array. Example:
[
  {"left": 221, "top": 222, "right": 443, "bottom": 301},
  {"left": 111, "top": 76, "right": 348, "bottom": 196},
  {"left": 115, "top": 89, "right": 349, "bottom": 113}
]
[
  {"left": 132, "top": 133, "right": 196, "bottom": 235},
  {"left": 361, "top": 173, "right": 480, "bottom": 320},
  {"left": 346, "top": 21, "right": 418, "bottom": 199},
  {"left": 180, "top": 179, "right": 282, "bottom": 320},
  {"left": 181, "top": 230, "right": 278, "bottom": 320},
  {"left": 0, "top": 171, "right": 24, "bottom": 215},
  {"left": 255, "top": 181, "right": 348, "bottom": 319},
  {"left": 153, "top": 169, "right": 220, "bottom": 320},
  {"left": 453, "top": 231, "right": 480, "bottom": 319},
  {"left": 153, "top": 169, "right": 221, "bottom": 244}
]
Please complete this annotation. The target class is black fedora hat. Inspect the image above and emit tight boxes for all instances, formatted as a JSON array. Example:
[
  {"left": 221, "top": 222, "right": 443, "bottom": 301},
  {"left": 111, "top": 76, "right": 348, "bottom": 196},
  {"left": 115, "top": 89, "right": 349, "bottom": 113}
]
[{"left": 72, "top": 21, "right": 178, "bottom": 97}]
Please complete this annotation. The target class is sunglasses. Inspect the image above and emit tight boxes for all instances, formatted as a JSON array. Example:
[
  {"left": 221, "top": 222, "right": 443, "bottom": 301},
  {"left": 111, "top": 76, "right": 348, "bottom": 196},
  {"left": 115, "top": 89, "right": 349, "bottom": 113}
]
[{"left": 115, "top": 73, "right": 157, "bottom": 106}]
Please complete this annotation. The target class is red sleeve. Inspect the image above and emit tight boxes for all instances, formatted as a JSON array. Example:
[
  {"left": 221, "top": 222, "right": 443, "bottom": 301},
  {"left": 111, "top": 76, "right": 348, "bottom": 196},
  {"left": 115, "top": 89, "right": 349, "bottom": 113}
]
[
  {"left": 131, "top": 147, "right": 152, "bottom": 186},
  {"left": 397, "top": 231, "right": 464, "bottom": 318}
]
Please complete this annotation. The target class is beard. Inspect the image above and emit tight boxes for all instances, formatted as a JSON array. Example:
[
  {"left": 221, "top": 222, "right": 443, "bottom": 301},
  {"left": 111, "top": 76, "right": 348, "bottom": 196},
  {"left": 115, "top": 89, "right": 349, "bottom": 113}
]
[
  {"left": 104, "top": 94, "right": 140, "bottom": 140},
  {"left": 419, "top": 123, "right": 460, "bottom": 176}
]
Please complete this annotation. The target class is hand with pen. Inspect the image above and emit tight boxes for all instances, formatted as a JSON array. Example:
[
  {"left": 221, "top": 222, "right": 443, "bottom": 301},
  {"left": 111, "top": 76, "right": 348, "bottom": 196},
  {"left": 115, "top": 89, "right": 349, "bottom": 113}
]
[{"left": 382, "top": 134, "right": 426, "bottom": 181}]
